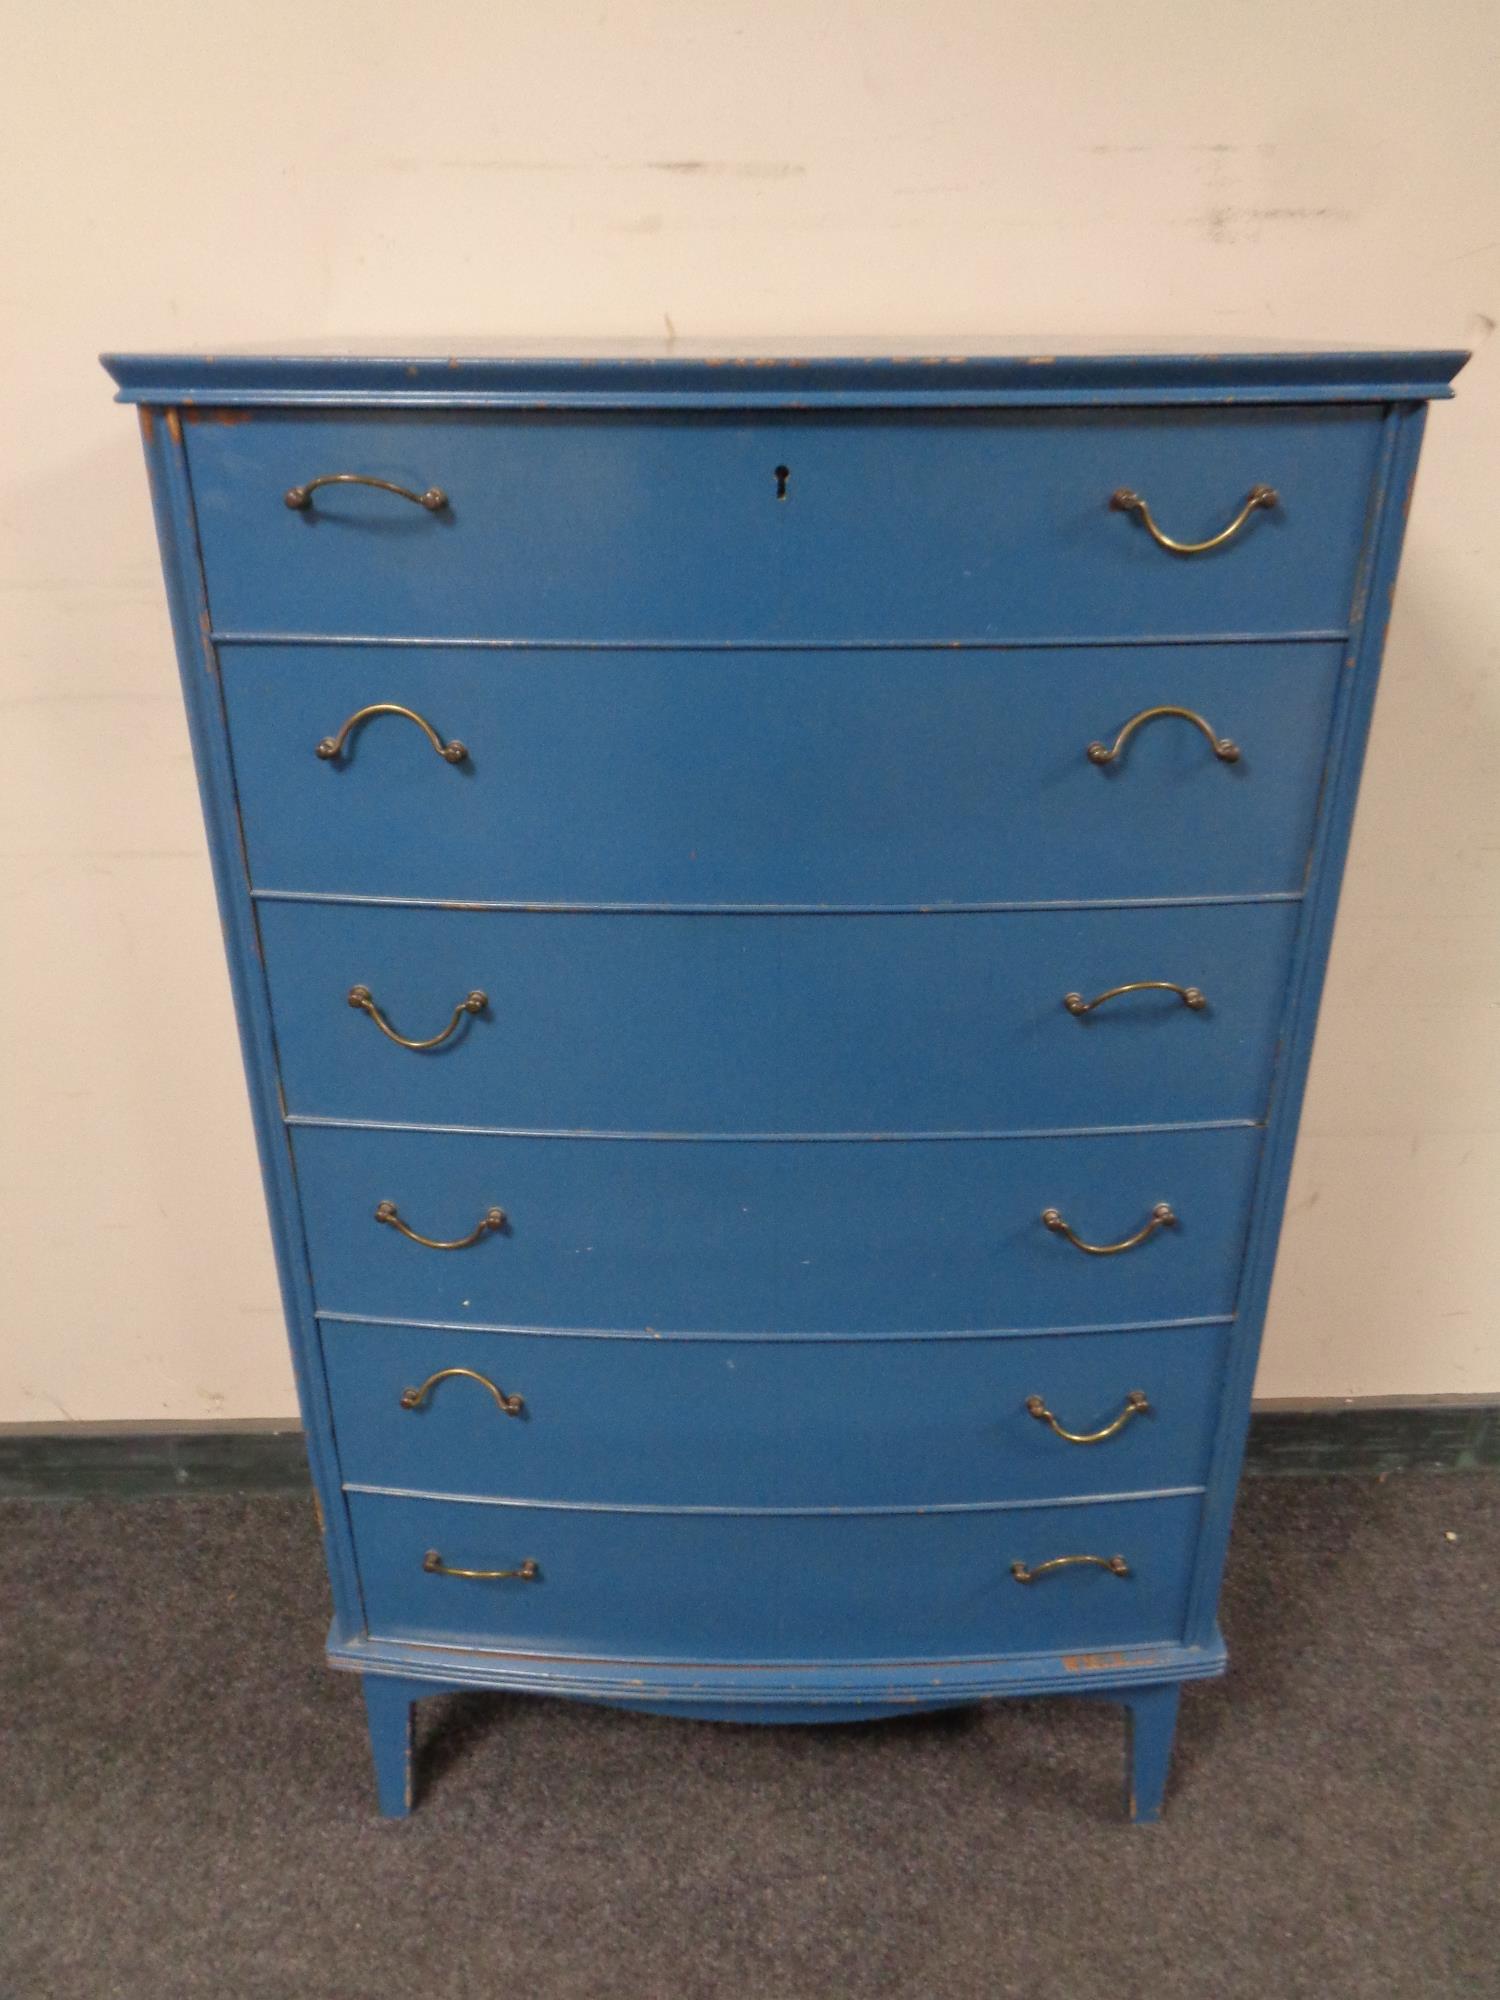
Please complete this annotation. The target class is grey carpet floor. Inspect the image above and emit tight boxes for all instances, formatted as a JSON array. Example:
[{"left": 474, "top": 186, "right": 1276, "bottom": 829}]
[{"left": 2, "top": 1473, "right": 1496, "bottom": 2000}]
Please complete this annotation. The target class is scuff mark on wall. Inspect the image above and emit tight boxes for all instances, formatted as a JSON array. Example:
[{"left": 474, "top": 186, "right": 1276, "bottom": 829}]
[
  {"left": 645, "top": 159, "right": 805, "bottom": 178},
  {"left": 1196, "top": 205, "right": 1355, "bottom": 245}
]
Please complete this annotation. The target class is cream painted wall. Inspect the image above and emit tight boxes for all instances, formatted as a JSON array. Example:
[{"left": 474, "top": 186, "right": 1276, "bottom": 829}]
[{"left": 2, "top": 1, "right": 1497, "bottom": 1421}]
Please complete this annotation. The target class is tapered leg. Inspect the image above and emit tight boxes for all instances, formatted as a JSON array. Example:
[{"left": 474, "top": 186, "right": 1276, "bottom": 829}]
[
  {"left": 1124, "top": 1682, "right": 1182, "bottom": 1824},
  {"left": 363, "top": 1673, "right": 428, "bottom": 1819}
]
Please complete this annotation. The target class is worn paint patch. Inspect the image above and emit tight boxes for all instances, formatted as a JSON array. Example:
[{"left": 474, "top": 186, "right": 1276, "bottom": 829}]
[
  {"left": 138, "top": 407, "right": 155, "bottom": 442},
  {"left": 1063, "top": 1651, "right": 1160, "bottom": 1673},
  {"left": 165, "top": 408, "right": 182, "bottom": 444}
]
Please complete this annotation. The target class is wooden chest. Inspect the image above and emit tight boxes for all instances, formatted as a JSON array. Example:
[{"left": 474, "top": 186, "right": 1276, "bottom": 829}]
[{"left": 105, "top": 342, "right": 1464, "bottom": 1816}]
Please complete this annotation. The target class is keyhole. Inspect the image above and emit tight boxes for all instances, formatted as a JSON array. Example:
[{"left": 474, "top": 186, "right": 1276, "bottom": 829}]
[{"left": 774, "top": 464, "right": 790, "bottom": 501}]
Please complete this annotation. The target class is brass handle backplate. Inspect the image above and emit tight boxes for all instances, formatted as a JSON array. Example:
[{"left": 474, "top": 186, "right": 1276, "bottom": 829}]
[
  {"left": 1064, "top": 981, "right": 1207, "bottom": 1017},
  {"left": 401, "top": 1368, "right": 524, "bottom": 1417},
  {"left": 1011, "top": 1554, "right": 1131, "bottom": 1584},
  {"left": 1042, "top": 1202, "right": 1176, "bottom": 1256},
  {"left": 1026, "top": 1389, "right": 1151, "bottom": 1444},
  {"left": 349, "top": 984, "right": 487, "bottom": 1050},
  {"left": 285, "top": 473, "right": 448, "bottom": 511},
  {"left": 1088, "top": 706, "right": 1240, "bottom": 767},
  {"left": 375, "top": 1200, "right": 507, "bottom": 1251},
  {"left": 316, "top": 702, "right": 467, "bottom": 765},
  {"left": 422, "top": 1551, "right": 539, "bottom": 1581},
  {"left": 1110, "top": 483, "right": 1276, "bottom": 554}
]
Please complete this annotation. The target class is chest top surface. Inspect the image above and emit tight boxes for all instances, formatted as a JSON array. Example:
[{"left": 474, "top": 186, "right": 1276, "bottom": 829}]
[{"left": 102, "top": 341, "right": 1467, "bottom": 408}]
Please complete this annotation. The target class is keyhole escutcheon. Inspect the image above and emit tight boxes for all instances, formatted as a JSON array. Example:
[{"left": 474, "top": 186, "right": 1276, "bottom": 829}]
[{"left": 774, "top": 464, "right": 790, "bottom": 501}]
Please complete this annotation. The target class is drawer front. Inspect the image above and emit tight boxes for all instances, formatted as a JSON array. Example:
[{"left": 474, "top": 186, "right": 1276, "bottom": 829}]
[
  {"left": 325, "top": 1319, "right": 1229, "bottom": 1507},
  {"left": 187, "top": 407, "right": 1379, "bottom": 642},
  {"left": 292, "top": 1125, "right": 1261, "bottom": 1332},
  {"left": 226, "top": 642, "right": 1342, "bottom": 904},
  {"left": 263, "top": 900, "right": 1299, "bottom": 1133},
  {"left": 347, "top": 1489, "right": 1203, "bottom": 1659}
]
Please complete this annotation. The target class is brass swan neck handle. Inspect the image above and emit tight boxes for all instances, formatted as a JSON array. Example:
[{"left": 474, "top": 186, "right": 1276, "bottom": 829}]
[
  {"left": 422, "top": 1552, "right": 539, "bottom": 1581},
  {"left": 286, "top": 473, "right": 448, "bottom": 512},
  {"left": 348, "top": 984, "right": 487, "bottom": 1051},
  {"left": 400, "top": 1369, "right": 524, "bottom": 1417},
  {"left": 316, "top": 702, "right": 467, "bottom": 765},
  {"left": 1110, "top": 483, "right": 1276, "bottom": 554},
  {"left": 1064, "top": 981, "right": 1207, "bottom": 1017},
  {"left": 1011, "top": 1554, "right": 1131, "bottom": 1584},
  {"left": 374, "top": 1201, "right": 507, "bottom": 1251},
  {"left": 1041, "top": 1202, "right": 1177, "bottom": 1256},
  {"left": 1088, "top": 706, "right": 1240, "bottom": 767},
  {"left": 1025, "top": 1390, "right": 1151, "bottom": 1444}
]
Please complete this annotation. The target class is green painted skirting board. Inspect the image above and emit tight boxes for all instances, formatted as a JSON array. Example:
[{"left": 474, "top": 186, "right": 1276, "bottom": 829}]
[{"left": 0, "top": 1400, "right": 1495, "bottom": 1500}]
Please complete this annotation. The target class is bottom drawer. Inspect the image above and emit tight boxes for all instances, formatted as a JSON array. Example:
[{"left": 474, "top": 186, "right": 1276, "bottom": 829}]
[{"left": 348, "top": 1490, "right": 1202, "bottom": 1661}]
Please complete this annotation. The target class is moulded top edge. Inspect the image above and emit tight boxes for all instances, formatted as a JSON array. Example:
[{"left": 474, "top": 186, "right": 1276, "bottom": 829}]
[{"left": 100, "top": 342, "right": 1469, "bottom": 408}]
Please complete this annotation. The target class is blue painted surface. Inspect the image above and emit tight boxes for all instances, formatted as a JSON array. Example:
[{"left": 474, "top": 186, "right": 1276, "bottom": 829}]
[
  {"left": 101, "top": 341, "right": 1468, "bottom": 409},
  {"left": 261, "top": 900, "right": 1300, "bottom": 1133},
  {"left": 1122, "top": 1682, "right": 1182, "bottom": 1822},
  {"left": 362, "top": 1673, "right": 423, "bottom": 1817},
  {"left": 1181, "top": 403, "right": 1434, "bottom": 1647},
  {"left": 224, "top": 642, "right": 1342, "bottom": 906},
  {"left": 292, "top": 1124, "right": 1263, "bottom": 1333},
  {"left": 322, "top": 1318, "right": 1228, "bottom": 1508},
  {"left": 338, "top": 1628, "right": 1227, "bottom": 1708},
  {"left": 133, "top": 412, "right": 368, "bottom": 1636},
  {"left": 114, "top": 348, "right": 1461, "bottom": 1817},
  {"left": 187, "top": 409, "right": 1379, "bottom": 642},
  {"left": 345, "top": 1488, "right": 1204, "bottom": 1661}
]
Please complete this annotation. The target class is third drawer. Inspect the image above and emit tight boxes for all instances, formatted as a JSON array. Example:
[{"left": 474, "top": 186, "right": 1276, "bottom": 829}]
[
  {"left": 262, "top": 899, "right": 1298, "bottom": 1132},
  {"left": 324, "top": 1318, "right": 1229, "bottom": 1508}
]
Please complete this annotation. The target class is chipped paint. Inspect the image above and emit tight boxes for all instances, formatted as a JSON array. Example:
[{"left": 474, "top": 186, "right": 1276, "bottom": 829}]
[
  {"left": 1063, "top": 1651, "right": 1159, "bottom": 1673},
  {"left": 164, "top": 408, "right": 182, "bottom": 444},
  {"left": 138, "top": 407, "right": 155, "bottom": 442},
  {"left": 197, "top": 607, "right": 219, "bottom": 679}
]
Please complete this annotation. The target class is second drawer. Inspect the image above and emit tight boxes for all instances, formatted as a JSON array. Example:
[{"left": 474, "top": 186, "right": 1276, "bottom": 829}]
[
  {"left": 262, "top": 900, "right": 1299, "bottom": 1133},
  {"left": 324, "top": 1318, "right": 1229, "bottom": 1508}
]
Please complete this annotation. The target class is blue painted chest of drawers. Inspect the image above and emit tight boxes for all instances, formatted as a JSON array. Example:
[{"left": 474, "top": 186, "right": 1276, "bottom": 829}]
[{"left": 105, "top": 341, "right": 1465, "bottom": 1819}]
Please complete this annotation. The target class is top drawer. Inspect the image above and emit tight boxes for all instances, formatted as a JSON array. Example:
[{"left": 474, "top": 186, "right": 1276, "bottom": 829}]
[{"left": 183, "top": 407, "right": 1382, "bottom": 643}]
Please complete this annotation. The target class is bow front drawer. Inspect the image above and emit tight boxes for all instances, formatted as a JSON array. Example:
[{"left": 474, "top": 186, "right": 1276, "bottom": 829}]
[
  {"left": 346, "top": 1490, "right": 1205, "bottom": 1660},
  {"left": 262, "top": 900, "right": 1299, "bottom": 1133},
  {"left": 291, "top": 1125, "right": 1261, "bottom": 1332},
  {"left": 185, "top": 407, "right": 1380, "bottom": 642},
  {"left": 324, "top": 1319, "right": 1228, "bottom": 1508},
  {"left": 225, "top": 642, "right": 1342, "bottom": 904}
]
